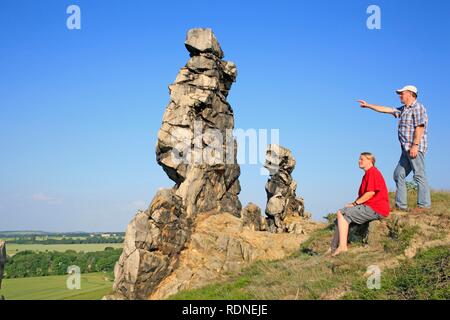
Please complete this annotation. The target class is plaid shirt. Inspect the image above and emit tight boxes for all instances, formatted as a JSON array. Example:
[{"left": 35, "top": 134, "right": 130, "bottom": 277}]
[{"left": 392, "top": 100, "right": 428, "bottom": 153}]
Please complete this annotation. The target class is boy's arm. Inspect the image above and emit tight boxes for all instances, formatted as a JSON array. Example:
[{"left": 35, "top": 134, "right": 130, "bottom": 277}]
[
  {"left": 346, "top": 191, "right": 375, "bottom": 207},
  {"left": 357, "top": 100, "right": 396, "bottom": 115},
  {"left": 355, "top": 191, "right": 376, "bottom": 205}
]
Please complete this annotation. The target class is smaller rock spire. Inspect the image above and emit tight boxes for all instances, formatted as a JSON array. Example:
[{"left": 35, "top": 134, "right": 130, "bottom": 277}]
[{"left": 264, "top": 144, "right": 310, "bottom": 233}]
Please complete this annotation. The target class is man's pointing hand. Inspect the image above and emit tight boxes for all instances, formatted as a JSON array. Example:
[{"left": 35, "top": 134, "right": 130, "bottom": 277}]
[{"left": 357, "top": 100, "right": 370, "bottom": 108}]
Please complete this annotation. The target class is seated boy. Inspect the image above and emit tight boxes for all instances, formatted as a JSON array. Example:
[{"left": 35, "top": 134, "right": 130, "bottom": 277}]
[{"left": 331, "top": 152, "right": 390, "bottom": 256}]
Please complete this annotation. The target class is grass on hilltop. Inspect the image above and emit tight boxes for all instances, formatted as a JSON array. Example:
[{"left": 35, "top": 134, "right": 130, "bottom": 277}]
[
  {"left": 169, "top": 190, "right": 450, "bottom": 300},
  {"left": 344, "top": 245, "right": 449, "bottom": 299}
]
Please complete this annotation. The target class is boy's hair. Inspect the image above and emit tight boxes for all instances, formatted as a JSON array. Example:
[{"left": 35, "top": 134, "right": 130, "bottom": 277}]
[{"left": 360, "top": 152, "right": 376, "bottom": 165}]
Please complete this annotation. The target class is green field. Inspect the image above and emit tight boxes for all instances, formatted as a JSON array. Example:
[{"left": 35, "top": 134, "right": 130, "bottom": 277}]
[
  {"left": 6, "top": 243, "right": 123, "bottom": 256},
  {"left": 0, "top": 272, "right": 113, "bottom": 300},
  {"left": 1, "top": 236, "right": 87, "bottom": 241}
]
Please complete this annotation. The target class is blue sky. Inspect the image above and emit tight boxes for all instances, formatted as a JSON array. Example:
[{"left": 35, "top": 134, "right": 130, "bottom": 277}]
[{"left": 1, "top": 0, "right": 449, "bottom": 232}]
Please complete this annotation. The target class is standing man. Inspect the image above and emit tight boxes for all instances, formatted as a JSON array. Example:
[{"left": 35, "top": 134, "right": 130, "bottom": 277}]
[{"left": 357, "top": 85, "right": 431, "bottom": 212}]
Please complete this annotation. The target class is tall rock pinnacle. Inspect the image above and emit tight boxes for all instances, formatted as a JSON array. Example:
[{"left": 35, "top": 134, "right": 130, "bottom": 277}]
[{"left": 157, "top": 27, "right": 242, "bottom": 217}]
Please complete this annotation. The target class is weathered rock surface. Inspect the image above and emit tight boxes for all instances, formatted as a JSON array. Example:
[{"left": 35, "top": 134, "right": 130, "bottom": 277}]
[
  {"left": 264, "top": 144, "right": 310, "bottom": 233},
  {"left": 107, "top": 189, "right": 192, "bottom": 300},
  {"left": 157, "top": 27, "right": 241, "bottom": 218},
  {"left": 106, "top": 28, "right": 244, "bottom": 300},
  {"left": 106, "top": 29, "right": 315, "bottom": 300},
  {"left": 185, "top": 28, "right": 224, "bottom": 59},
  {"left": 148, "top": 212, "right": 321, "bottom": 299},
  {"left": 241, "top": 202, "right": 267, "bottom": 231}
]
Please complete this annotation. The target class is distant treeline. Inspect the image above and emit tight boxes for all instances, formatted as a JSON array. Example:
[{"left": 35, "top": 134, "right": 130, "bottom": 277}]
[
  {"left": 4, "top": 248, "right": 122, "bottom": 278},
  {"left": 6, "top": 236, "right": 124, "bottom": 244},
  {"left": 0, "top": 231, "right": 125, "bottom": 238}
]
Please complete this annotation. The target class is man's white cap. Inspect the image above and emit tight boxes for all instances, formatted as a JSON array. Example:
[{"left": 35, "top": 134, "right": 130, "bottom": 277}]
[{"left": 396, "top": 85, "right": 418, "bottom": 95}]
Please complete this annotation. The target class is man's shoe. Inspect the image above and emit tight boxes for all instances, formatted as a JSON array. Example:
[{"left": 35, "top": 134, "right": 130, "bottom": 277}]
[
  {"left": 410, "top": 207, "right": 430, "bottom": 214},
  {"left": 394, "top": 206, "right": 409, "bottom": 212}
]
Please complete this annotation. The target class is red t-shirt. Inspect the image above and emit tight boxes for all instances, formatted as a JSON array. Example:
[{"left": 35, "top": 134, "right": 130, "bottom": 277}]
[{"left": 358, "top": 166, "right": 390, "bottom": 217}]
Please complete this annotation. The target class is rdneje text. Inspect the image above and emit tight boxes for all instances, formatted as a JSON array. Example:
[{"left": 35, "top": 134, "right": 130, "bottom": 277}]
[{"left": 182, "top": 304, "right": 268, "bottom": 317}]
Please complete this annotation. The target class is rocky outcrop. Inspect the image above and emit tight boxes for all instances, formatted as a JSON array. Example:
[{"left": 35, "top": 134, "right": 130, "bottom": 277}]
[
  {"left": 0, "top": 240, "right": 5, "bottom": 299},
  {"left": 106, "top": 29, "right": 315, "bottom": 300},
  {"left": 241, "top": 203, "right": 267, "bottom": 231},
  {"left": 264, "top": 144, "right": 310, "bottom": 233},
  {"left": 108, "top": 189, "right": 191, "bottom": 300},
  {"left": 156, "top": 27, "right": 241, "bottom": 218},
  {"left": 106, "top": 28, "right": 243, "bottom": 300},
  {"left": 148, "top": 212, "right": 321, "bottom": 299}
]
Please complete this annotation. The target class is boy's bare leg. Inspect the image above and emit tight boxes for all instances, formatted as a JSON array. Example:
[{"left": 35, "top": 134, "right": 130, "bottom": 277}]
[{"left": 332, "top": 210, "right": 349, "bottom": 256}]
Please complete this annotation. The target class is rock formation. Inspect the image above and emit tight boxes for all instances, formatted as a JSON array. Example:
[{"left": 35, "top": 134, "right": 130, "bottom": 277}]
[
  {"left": 264, "top": 144, "right": 310, "bottom": 233},
  {"left": 109, "top": 189, "right": 191, "bottom": 299},
  {"left": 106, "top": 28, "right": 242, "bottom": 300},
  {"left": 156, "top": 27, "right": 241, "bottom": 218},
  {"left": 106, "top": 29, "right": 316, "bottom": 300},
  {"left": 148, "top": 212, "right": 319, "bottom": 299},
  {"left": 241, "top": 203, "right": 267, "bottom": 231},
  {"left": 0, "top": 240, "right": 5, "bottom": 299}
]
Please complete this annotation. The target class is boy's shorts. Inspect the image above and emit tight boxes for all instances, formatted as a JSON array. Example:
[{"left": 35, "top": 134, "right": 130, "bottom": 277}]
[{"left": 340, "top": 205, "right": 383, "bottom": 225}]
